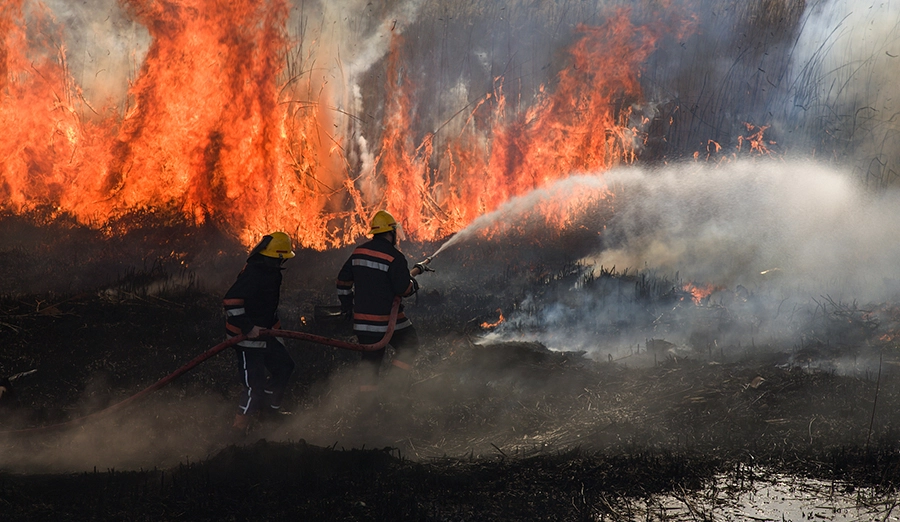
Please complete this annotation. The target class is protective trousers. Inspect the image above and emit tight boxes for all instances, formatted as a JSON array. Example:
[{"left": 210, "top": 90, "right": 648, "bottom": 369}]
[
  {"left": 234, "top": 338, "right": 295, "bottom": 415},
  {"left": 356, "top": 326, "right": 419, "bottom": 391}
]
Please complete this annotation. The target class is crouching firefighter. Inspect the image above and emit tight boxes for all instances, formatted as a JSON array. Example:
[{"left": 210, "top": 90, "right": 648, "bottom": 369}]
[
  {"left": 0, "top": 375, "right": 16, "bottom": 411},
  {"left": 224, "top": 232, "right": 297, "bottom": 433},
  {"left": 336, "top": 210, "right": 434, "bottom": 397}
]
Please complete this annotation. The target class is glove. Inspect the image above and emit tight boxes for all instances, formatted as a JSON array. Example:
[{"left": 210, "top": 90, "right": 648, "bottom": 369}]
[{"left": 400, "top": 277, "right": 419, "bottom": 297}]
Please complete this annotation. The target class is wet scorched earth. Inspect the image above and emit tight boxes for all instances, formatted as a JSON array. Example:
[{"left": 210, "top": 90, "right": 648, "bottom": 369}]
[{"left": 1, "top": 247, "right": 900, "bottom": 521}]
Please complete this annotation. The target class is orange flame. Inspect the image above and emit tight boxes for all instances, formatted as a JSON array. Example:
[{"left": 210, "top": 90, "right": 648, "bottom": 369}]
[
  {"left": 426, "top": 10, "right": 668, "bottom": 239},
  {"left": 480, "top": 310, "right": 505, "bottom": 329},
  {"left": 682, "top": 282, "right": 718, "bottom": 304},
  {"left": 1, "top": 2, "right": 694, "bottom": 249},
  {"left": 694, "top": 123, "right": 774, "bottom": 163}
]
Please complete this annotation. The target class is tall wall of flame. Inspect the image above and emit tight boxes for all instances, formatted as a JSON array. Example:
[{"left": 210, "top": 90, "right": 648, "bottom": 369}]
[
  {"left": 1, "top": 0, "right": 679, "bottom": 249},
  {"left": 3, "top": 0, "right": 899, "bottom": 249}
]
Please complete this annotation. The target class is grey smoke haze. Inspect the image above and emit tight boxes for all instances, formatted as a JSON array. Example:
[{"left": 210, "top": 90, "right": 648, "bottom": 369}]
[
  {"left": 596, "top": 160, "right": 900, "bottom": 298},
  {"left": 438, "top": 157, "right": 900, "bottom": 299},
  {"left": 786, "top": 0, "right": 900, "bottom": 182},
  {"left": 464, "top": 158, "right": 900, "bottom": 359},
  {"left": 41, "top": 0, "right": 149, "bottom": 109}
]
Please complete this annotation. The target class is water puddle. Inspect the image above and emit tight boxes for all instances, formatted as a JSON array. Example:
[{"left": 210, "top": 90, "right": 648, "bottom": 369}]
[{"left": 623, "top": 473, "right": 899, "bottom": 521}]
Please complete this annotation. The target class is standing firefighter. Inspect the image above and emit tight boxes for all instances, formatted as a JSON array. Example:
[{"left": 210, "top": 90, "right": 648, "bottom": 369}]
[
  {"left": 336, "top": 210, "right": 433, "bottom": 396},
  {"left": 224, "top": 232, "right": 297, "bottom": 433}
]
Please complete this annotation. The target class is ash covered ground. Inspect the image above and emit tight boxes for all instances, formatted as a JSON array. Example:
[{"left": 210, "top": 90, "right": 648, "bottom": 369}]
[{"left": 3, "top": 165, "right": 900, "bottom": 520}]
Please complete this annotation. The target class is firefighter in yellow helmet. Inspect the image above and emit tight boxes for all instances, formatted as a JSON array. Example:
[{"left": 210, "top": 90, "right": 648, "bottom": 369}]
[
  {"left": 223, "top": 232, "right": 296, "bottom": 434},
  {"left": 336, "top": 211, "right": 433, "bottom": 395}
]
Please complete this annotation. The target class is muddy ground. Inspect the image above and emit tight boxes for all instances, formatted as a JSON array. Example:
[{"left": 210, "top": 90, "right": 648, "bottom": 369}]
[{"left": 1, "top": 220, "right": 900, "bottom": 521}]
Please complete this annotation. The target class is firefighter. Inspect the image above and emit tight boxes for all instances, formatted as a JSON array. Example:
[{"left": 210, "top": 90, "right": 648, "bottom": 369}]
[
  {"left": 0, "top": 375, "right": 15, "bottom": 410},
  {"left": 336, "top": 210, "right": 433, "bottom": 396},
  {"left": 224, "top": 231, "right": 297, "bottom": 433}
]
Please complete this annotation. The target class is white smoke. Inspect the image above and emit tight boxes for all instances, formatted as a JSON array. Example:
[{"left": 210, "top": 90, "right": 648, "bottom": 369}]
[
  {"left": 466, "top": 158, "right": 900, "bottom": 359},
  {"left": 40, "top": 0, "right": 149, "bottom": 111},
  {"left": 595, "top": 159, "right": 900, "bottom": 298},
  {"left": 292, "top": 0, "right": 424, "bottom": 113},
  {"left": 788, "top": 0, "right": 900, "bottom": 181},
  {"left": 283, "top": 0, "right": 425, "bottom": 204}
]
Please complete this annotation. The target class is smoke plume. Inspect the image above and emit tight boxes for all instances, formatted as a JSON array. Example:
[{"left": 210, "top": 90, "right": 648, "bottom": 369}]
[
  {"left": 42, "top": 0, "right": 149, "bottom": 109},
  {"left": 787, "top": 0, "right": 900, "bottom": 184},
  {"left": 453, "top": 158, "right": 900, "bottom": 361},
  {"left": 597, "top": 160, "right": 900, "bottom": 298}
]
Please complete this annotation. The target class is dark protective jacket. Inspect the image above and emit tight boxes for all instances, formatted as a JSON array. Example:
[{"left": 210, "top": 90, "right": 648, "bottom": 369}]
[
  {"left": 223, "top": 255, "right": 284, "bottom": 348},
  {"left": 336, "top": 235, "right": 417, "bottom": 335},
  {"left": 0, "top": 376, "right": 15, "bottom": 408}
]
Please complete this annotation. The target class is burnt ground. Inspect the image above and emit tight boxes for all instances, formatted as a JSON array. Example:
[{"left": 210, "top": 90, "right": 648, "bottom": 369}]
[{"left": 2, "top": 220, "right": 900, "bottom": 520}]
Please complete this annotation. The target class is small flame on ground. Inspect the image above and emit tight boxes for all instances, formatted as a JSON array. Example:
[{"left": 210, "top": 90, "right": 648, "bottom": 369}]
[
  {"left": 693, "top": 124, "right": 773, "bottom": 163},
  {"left": 480, "top": 310, "right": 505, "bottom": 329},
  {"left": 682, "top": 282, "right": 718, "bottom": 305}
]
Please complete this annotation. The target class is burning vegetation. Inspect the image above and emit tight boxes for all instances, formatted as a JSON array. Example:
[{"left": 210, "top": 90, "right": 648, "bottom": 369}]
[
  {"left": 6, "top": 0, "right": 877, "bottom": 250},
  {"left": 4, "top": 0, "right": 900, "bottom": 519}
]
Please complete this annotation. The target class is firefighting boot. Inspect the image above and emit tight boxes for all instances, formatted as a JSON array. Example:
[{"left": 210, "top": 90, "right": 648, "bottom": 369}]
[
  {"left": 353, "top": 356, "right": 382, "bottom": 412},
  {"left": 232, "top": 413, "right": 252, "bottom": 436},
  {"left": 259, "top": 405, "right": 293, "bottom": 427},
  {"left": 356, "top": 383, "right": 380, "bottom": 410},
  {"left": 352, "top": 384, "right": 384, "bottom": 431},
  {"left": 386, "top": 358, "right": 414, "bottom": 396},
  {"left": 261, "top": 389, "right": 292, "bottom": 418}
]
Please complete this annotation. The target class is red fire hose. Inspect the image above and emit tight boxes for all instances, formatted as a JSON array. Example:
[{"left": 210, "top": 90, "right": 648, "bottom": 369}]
[{"left": 0, "top": 298, "right": 401, "bottom": 435}]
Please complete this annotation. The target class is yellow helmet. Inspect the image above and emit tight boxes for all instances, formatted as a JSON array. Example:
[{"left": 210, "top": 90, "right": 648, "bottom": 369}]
[
  {"left": 253, "top": 231, "right": 295, "bottom": 259},
  {"left": 369, "top": 210, "right": 400, "bottom": 236}
]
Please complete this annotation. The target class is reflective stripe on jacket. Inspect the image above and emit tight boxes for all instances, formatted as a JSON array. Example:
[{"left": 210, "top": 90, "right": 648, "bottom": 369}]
[
  {"left": 224, "top": 255, "right": 284, "bottom": 348},
  {"left": 336, "top": 236, "right": 416, "bottom": 333}
]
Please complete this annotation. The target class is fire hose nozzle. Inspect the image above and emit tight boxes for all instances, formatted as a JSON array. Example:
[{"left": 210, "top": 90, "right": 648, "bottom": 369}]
[{"left": 413, "top": 256, "right": 435, "bottom": 275}]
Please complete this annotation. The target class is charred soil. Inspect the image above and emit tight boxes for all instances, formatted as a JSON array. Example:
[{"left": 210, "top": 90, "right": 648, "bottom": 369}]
[{"left": 1, "top": 225, "right": 900, "bottom": 520}]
